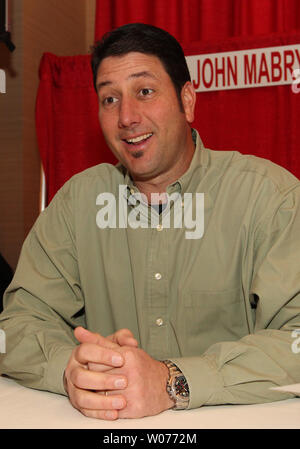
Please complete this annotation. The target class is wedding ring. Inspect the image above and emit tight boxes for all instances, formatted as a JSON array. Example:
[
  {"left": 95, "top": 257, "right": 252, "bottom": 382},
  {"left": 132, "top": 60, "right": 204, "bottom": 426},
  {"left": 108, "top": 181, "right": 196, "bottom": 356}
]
[{"left": 99, "top": 390, "right": 109, "bottom": 396}]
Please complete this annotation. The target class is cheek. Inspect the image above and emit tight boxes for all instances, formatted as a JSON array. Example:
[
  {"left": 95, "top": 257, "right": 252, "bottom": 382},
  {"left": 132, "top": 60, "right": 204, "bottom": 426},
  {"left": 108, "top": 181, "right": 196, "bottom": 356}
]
[
  {"left": 99, "top": 111, "right": 109, "bottom": 129},
  {"left": 99, "top": 114, "right": 117, "bottom": 142},
  {"left": 98, "top": 115, "right": 121, "bottom": 156},
  {"left": 152, "top": 97, "right": 183, "bottom": 125}
]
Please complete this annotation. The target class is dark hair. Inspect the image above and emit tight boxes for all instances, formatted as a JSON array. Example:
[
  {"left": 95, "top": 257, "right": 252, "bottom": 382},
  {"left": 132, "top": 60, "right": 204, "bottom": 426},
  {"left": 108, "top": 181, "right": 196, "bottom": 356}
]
[{"left": 91, "top": 23, "right": 191, "bottom": 108}]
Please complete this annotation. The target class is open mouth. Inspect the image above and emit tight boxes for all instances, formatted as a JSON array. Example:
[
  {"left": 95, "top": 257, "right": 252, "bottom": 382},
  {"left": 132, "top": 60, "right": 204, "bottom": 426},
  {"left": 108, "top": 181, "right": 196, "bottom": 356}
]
[{"left": 123, "top": 133, "right": 153, "bottom": 145}]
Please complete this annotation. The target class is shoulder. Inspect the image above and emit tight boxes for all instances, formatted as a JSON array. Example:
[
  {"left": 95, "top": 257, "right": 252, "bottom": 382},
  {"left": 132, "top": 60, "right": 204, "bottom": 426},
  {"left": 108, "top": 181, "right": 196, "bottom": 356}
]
[
  {"left": 66, "top": 162, "right": 125, "bottom": 191},
  {"left": 56, "top": 163, "right": 126, "bottom": 203},
  {"left": 206, "top": 147, "right": 300, "bottom": 195},
  {"left": 38, "top": 163, "right": 126, "bottom": 226}
]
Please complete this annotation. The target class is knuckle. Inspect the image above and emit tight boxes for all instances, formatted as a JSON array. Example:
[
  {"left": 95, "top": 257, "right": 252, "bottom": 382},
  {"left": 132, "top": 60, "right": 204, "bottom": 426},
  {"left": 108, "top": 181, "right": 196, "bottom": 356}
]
[
  {"left": 121, "top": 347, "right": 137, "bottom": 364},
  {"left": 72, "top": 387, "right": 85, "bottom": 409},
  {"left": 120, "top": 346, "right": 134, "bottom": 357},
  {"left": 80, "top": 408, "right": 110, "bottom": 420},
  {"left": 97, "top": 346, "right": 107, "bottom": 360},
  {"left": 75, "top": 343, "right": 87, "bottom": 360},
  {"left": 71, "top": 367, "right": 85, "bottom": 388},
  {"left": 74, "top": 344, "right": 83, "bottom": 362},
  {"left": 102, "top": 373, "right": 116, "bottom": 390},
  {"left": 118, "top": 328, "right": 130, "bottom": 336}
]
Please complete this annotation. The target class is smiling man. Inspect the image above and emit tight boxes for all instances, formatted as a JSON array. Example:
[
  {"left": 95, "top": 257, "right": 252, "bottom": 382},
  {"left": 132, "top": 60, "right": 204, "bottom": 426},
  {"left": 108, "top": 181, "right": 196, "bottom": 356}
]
[
  {"left": 1, "top": 23, "right": 300, "bottom": 421},
  {"left": 96, "top": 52, "right": 195, "bottom": 197}
]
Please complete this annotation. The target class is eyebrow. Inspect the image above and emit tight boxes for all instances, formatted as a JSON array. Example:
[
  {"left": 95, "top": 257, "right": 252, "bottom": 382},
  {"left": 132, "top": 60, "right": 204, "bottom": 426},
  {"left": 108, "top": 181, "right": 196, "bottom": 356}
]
[{"left": 96, "top": 70, "right": 158, "bottom": 92}]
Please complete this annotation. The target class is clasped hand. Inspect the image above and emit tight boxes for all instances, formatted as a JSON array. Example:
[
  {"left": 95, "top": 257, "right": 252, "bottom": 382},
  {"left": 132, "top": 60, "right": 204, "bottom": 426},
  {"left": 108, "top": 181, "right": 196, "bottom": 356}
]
[{"left": 64, "top": 326, "right": 173, "bottom": 420}]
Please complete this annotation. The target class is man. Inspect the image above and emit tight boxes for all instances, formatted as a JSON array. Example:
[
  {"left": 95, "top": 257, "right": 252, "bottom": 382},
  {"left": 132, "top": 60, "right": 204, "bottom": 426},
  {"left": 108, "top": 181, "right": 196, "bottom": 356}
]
[{"left": 1, "top": 23, "right": 300, "bottom": 421}]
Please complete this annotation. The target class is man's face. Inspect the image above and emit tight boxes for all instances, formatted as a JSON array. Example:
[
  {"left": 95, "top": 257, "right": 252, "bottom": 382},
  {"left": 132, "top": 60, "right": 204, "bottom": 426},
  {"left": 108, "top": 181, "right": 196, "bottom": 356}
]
[{"left": 96, "top": 52, "right": 195, "bottom": 184}]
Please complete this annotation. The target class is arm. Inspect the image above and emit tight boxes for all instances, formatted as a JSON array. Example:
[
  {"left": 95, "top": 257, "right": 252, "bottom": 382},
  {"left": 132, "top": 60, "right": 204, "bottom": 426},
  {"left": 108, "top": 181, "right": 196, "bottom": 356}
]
[
  {"left": 0, "top": 188, "right": 84, "bottom": 394},
  {"left": 0, "top": 181, "right": 168, "bottom": 419},
  {"left": 170, "top": 184, "right": 300, "bottom": 408}
]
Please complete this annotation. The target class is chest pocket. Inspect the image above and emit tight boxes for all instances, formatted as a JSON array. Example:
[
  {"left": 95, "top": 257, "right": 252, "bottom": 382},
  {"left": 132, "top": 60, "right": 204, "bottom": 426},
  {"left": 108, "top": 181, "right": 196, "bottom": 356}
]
[{"left": 180, "top": 287, "right": 250, "bottom": 355}]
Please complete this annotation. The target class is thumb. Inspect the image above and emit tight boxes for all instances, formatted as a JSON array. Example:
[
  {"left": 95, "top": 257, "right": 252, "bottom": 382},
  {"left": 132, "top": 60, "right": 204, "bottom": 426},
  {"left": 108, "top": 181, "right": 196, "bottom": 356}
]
[{"left": 74, "top": 326, "right": 119, "bottom": 349}]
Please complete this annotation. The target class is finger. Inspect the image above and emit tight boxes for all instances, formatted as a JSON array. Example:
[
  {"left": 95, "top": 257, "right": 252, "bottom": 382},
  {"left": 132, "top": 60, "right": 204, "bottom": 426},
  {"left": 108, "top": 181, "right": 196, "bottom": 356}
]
[
  {"left": 73, "top": 387, "right": 126, "bottom": 410},
  {"left": 73, "top": 388, "right": 126, "bottom": 413},
  {"left": 87, "top": 361, "right": 114, "bottom": 372},
  {"left": 71, "top": 366, "right": 127, "bottom": 391},
  {"left": 108, "top": 328, "right": 139, "bottom": 347},
  {"left": 74, "top": 342, "right": 124, "bottom": 367},
  {"left": 80, "top": 408, "right": 119, "bottom": 421},
  {"left": 74, "top": 326, "right": 119, "bottom": 349}
]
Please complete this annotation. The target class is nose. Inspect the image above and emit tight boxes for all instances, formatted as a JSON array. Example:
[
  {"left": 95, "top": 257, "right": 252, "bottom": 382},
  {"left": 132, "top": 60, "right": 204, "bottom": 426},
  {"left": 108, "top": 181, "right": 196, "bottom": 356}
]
[{"left": 118, "top": 96, "right": 141, "bottom": 129}]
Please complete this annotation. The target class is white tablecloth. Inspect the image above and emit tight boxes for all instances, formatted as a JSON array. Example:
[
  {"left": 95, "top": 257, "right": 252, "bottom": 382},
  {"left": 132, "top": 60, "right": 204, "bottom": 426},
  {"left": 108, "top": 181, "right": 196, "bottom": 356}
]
[{"left": 0, "top": 376, "right": 299, "bottom": 429}]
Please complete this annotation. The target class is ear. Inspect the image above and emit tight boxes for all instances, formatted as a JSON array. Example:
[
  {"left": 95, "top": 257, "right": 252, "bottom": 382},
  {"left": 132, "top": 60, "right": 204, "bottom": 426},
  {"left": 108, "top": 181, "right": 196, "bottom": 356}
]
[{"left": 181, "top": 81, "right": 196, "bottom": 123}]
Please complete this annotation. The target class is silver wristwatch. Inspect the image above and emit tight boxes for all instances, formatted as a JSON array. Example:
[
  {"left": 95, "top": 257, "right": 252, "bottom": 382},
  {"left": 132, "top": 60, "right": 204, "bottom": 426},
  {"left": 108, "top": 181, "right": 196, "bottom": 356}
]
[{"left": 163, "top": 360, "right": 190, "bottom": 410}]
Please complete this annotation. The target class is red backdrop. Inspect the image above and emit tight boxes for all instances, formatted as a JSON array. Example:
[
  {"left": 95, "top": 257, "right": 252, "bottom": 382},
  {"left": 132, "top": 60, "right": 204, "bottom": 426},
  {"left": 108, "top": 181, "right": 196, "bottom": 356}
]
[
  {"left": 36, "top": 0, "right": 300, "bottom": 204},
  {"left": 94, "top": 0, "right": 300, "bottom": 43}
]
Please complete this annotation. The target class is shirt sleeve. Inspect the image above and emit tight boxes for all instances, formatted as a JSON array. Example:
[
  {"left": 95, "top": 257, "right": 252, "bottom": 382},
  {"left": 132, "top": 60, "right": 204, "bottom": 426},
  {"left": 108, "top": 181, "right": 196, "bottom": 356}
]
[
  {"left": 170, "top": 184, "right": 300, "bottom": 409},
  {"left": 0, "top": 186, "right": 85, "bottom": 395}
]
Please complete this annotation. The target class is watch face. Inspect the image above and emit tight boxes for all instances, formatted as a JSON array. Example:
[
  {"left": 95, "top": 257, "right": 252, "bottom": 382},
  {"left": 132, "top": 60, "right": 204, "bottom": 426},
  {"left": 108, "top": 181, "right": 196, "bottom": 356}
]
[{"left": 175, "top": 375, "right": 189, "bottom": 397}]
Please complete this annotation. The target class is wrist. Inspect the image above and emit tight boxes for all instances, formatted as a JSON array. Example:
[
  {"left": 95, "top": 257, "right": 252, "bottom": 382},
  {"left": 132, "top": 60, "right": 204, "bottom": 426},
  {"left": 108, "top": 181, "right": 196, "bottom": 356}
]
[
  {"left": 159, "top": 361, "right": 176, "bottom": 410},
  {"left": 162, "top": 360, "right": 190, "bottom": 410}
]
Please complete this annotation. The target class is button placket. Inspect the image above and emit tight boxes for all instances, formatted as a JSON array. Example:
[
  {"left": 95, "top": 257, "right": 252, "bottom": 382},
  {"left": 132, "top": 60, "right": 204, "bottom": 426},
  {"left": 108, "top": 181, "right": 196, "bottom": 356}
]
[{"left": 146, "top": 226, "right": 169, "bottom": 359}]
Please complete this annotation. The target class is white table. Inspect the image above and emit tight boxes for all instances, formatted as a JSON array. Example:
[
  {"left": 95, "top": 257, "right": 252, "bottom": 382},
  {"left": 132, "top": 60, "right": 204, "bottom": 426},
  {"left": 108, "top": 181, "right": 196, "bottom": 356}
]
[{"left": 0, "top": 376, "right": 300, "bottom": 430}]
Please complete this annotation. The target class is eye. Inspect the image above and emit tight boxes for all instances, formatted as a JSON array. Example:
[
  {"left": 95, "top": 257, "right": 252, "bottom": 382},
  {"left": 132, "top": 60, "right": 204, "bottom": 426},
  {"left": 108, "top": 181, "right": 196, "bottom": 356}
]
[
  {"left": 139, "top": 88, "right": 154, "bottom": 97},
  {"left": 102, "top": 96, "right": 118, "bottom": 106}
]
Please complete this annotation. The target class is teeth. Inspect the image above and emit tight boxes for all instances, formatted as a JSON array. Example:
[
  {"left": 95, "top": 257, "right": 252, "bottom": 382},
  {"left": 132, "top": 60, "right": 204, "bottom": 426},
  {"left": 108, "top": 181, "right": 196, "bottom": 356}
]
[{"left": 126, "top": 133, "right": 153, "bottom": 144}]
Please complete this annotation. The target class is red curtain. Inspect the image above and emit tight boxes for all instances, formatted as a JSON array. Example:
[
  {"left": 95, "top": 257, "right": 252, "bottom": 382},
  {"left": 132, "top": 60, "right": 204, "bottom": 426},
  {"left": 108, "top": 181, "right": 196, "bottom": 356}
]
[
  {"left": 36, "top": 0, "right": 300, "bottom": 204},
  {"left": 36, "top": 53, "right": 117, "bottom": 204},
  {"left": 95, "top": 0, "right": 300, "bottom": 43}
]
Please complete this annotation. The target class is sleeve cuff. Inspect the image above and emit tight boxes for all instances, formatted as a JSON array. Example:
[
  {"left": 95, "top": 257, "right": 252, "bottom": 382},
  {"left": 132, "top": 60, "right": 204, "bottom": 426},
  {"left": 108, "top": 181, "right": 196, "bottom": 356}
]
[
  {"left": 44, "top": 346, "right": 75, "bottom": 396},
  {"left": 169, "top": 355, "right": 224, "bottom": 409}
]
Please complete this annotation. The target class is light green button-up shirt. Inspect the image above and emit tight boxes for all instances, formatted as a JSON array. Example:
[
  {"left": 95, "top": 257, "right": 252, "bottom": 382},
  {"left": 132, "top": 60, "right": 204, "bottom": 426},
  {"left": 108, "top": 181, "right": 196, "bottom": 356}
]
[{"left": 1, "top": 131, "right": 300, "bottom": 409}]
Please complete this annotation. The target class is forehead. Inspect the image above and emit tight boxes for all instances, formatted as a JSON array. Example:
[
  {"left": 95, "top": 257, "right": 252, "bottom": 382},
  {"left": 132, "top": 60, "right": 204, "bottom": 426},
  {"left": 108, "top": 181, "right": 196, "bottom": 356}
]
[{"left": 96, "top": 52, "right": 169, "bottom": 89}]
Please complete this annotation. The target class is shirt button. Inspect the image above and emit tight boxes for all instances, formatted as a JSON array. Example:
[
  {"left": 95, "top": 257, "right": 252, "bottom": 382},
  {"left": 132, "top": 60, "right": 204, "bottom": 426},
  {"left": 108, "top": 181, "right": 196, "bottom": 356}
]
[
  {"left": 156, "top": 224, "right": 163, "bottom": 231},
  {"left": 156, "top": 318, "right": 164, "bottom": 326},
  {"left": 155, "top": 273, "right": 162, "bottom": 280}
]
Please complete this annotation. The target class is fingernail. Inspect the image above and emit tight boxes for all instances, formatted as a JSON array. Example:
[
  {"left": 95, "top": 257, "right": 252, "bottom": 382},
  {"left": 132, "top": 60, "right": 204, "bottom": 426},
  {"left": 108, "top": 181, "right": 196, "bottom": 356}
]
[
  {"left": 114, "top": 378, "right": 126, "bottom": 388},
  {"left": 112, "top": 355, "right": 123, "bottom": 366},
  {"left": 112, "top": 398, "right": 124, "bottom": 409},
  {"left": 105, "top": 410, "right": 117, "bottom": 420},
  {"left": 128, "top": 338, "right": 138, "bottom": 346}
]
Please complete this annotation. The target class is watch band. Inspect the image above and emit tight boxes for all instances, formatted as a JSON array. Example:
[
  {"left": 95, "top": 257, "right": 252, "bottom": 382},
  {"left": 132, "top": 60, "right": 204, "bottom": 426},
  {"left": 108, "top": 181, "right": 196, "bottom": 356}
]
[{"left": 163, "top": 360, "right": 190, "bottom": 410}]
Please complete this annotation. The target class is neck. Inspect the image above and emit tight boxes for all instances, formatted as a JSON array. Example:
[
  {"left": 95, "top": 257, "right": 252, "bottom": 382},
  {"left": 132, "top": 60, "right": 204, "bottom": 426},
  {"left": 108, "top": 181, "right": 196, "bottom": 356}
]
[{"left": 133, "top": 134, "right": 195, "bottom": 203}]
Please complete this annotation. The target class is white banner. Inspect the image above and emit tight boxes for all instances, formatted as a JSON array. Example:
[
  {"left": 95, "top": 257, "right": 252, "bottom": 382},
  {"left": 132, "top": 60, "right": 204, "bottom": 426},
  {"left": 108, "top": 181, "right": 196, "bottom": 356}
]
[{"left": 186, "top": 44, "right": 300, "bottom": 92}]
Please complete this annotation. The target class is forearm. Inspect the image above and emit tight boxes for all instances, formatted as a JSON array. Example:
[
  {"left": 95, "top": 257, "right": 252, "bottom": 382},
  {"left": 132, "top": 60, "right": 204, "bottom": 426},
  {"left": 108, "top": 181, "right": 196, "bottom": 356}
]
[
  {"left": 171, "top": 325, "right": 300, "bottom": 409},
  {"left": 0, "top": 288, "right": 78, "bottom": 395},
  {"left": 0, "top": 190, "right": 85, "bottom": 394}
]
